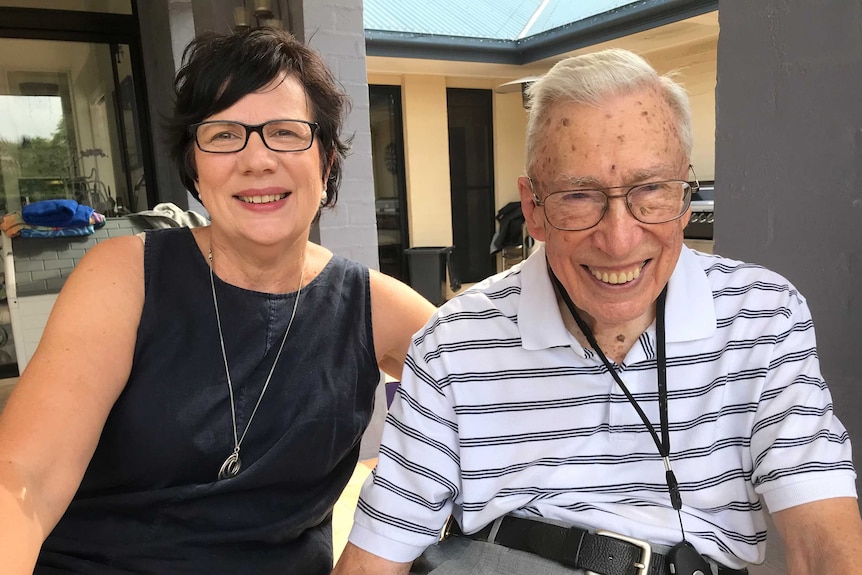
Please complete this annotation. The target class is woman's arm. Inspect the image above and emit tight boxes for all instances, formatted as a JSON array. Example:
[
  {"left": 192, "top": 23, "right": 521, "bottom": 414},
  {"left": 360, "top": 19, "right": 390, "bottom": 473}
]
[
  {"left": 0, "top": 235, "right": 145, "bottom": 574},
  {"left": 369, "top": 270, "right": 436, "bottom": 380}
]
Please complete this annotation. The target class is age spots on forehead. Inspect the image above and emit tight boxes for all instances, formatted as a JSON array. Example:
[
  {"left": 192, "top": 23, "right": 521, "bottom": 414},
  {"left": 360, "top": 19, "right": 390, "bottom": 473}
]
[
  {"left": 561, "top": 118, "right": 570, "bottom": 127},
  {"left": 641, "top": 110, "right": 649, "bottom": 116},
  {"left": 571, "top": 144, "right": 576, "bottom": 151},
  {"left": 617, "top": 135, "right": 625, "bottom": 143},
  {"left": 610, "top": 164, "right": 616, "bottom": 171}
]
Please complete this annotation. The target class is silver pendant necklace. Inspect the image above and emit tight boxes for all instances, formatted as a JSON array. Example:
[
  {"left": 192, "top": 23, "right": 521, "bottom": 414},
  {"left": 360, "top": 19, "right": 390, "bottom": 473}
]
[{"left": 208, "top": 248, "right": 304, "bottom": 480}]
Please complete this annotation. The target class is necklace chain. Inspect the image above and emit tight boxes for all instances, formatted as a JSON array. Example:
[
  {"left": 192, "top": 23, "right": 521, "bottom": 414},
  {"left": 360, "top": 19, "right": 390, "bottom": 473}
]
[{"left": 209, "top": 248, "right": 304, "bottom": 480}]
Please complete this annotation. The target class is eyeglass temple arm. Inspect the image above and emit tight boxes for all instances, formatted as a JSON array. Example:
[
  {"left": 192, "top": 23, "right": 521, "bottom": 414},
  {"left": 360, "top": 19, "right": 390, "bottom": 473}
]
[
  {"left": 688, "top": 164, "right": 700, "bottom": 191},
  {"left": 527, "top": 177, "right": 543, "bottom": 205}
]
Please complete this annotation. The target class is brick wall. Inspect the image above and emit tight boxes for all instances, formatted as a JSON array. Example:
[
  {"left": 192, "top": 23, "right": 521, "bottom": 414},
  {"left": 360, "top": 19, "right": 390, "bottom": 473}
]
[
  {"left": 298, "top": 0, "right": 379, "bottom": 270},
  {"left": 3, "top": 218, "right": 151, "bottom": 372},
  {"left": 10, "top": 218, "right": 149, "bottom": 297}
]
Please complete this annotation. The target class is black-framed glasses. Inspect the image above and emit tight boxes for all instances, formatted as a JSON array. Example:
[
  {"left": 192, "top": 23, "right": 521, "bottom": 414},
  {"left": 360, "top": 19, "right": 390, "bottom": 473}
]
[
  {"left": 531, "top": 167, "right": 699, "bottom": 231},
  {"left": 190, "top": 119, "right": 320, "bottom": 153}
]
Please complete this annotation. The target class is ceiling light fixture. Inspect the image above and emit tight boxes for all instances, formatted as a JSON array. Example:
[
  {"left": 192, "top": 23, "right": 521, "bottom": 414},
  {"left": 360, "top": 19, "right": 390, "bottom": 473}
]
[
  {"left": 233, "top": 0, "right": 287, "bottom": 31},
  {"left": 253, "top": 0, "right": 274, "bottom": 19},
  {"left": 495, "top": 75, "right": 542, "bottom": 109}
]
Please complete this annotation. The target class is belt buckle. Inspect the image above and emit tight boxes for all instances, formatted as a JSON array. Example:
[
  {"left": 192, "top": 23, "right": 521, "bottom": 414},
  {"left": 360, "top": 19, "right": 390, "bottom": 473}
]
[
  {"left": 440, "top": 515, "right": 455, "bottom": 541},
  {"left": 585, "top": 529, "right": 652, "bottom": 575}
]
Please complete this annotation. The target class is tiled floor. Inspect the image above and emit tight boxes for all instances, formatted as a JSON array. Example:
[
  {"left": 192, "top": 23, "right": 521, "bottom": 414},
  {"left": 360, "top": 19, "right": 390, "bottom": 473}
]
[{"left": 332, "top": 458, "right": 376, "bottom": 562}]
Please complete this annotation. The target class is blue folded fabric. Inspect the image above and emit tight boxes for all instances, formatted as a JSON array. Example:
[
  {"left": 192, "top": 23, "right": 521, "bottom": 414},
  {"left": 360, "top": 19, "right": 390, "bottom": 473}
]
[
  {"left": 19, "top": 225, "right": 95, "bottom": 238},
  {"left": 21, "top": 199, "right": 95, "bottom": 228}
]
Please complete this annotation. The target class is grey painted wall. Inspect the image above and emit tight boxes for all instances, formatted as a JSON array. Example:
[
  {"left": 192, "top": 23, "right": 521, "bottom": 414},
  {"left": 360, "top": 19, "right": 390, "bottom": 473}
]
[
  {"left": 137, "top": 0, "right": 188, "bottom": 208},
  {"left": 10, "top": 219, "right": 149, "bottom": 296},
  {"left": 297, "top": 0, "right": 379, "bottom": 269},
  {"left": 167, "top": 0, "right": 210, "bottom": 216},
  {"left": 715, "top": 1, "right": 862, "bottom": 572}
]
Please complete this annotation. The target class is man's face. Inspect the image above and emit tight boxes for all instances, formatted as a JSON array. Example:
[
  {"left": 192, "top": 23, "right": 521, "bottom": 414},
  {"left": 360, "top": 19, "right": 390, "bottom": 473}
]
[{"left": 518, "top": 87, "right": 690, "bottom": 331}]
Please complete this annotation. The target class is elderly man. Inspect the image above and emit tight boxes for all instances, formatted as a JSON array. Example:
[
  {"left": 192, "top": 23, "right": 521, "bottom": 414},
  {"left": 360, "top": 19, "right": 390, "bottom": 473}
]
[{"left": 333, "top": 49, "right": 862, "bottom": 575}]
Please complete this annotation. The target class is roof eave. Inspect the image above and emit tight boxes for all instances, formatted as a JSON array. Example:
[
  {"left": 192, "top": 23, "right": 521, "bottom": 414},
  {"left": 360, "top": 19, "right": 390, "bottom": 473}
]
[
  {"left": 364, "top": 30, "right": 514, "bottom": 64},
  {"left": 365, "top": 0, "right": 718, "bottom": 65}
]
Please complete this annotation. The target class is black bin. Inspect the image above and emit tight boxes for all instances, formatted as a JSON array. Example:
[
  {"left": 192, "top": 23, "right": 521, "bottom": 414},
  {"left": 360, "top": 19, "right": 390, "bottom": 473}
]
[{"left": 405, "top": 246, "right": 454, "bottom": 306}]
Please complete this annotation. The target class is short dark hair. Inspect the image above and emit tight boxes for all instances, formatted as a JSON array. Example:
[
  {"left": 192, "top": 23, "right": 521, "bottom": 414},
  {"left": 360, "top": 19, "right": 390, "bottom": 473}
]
[{"left": 165, "top": 27, "right": 351, "bottom": 207}]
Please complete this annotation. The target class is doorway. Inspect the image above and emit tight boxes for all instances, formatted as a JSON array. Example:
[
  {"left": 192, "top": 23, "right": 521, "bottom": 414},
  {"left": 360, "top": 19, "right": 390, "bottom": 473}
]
[
  {"left": 447, "top": 88, "right": 495, "bottom": 283},
  {"left": 0, "top": 37, "right": 148, "bottom": 216},
  {"left": 369, "top": 85, "right": 410, "bottom": 282}
]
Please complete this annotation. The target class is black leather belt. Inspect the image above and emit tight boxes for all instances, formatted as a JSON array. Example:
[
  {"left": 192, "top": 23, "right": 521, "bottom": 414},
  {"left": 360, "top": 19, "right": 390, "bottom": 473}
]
[{"left": 445, "top": 515, "right": 748, "bottom": 575}]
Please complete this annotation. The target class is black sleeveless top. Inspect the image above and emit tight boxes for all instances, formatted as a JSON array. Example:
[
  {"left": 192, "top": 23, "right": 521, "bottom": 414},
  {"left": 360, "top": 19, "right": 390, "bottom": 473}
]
[{"left": 36, "top": 227, "right": 380, "bottom": 574}]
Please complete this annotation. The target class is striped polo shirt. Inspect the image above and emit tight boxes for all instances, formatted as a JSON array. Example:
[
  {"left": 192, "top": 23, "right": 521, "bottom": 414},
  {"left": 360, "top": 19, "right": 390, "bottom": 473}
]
[{"left": 350, "top": 245, "right": 856, "bottom": 568}]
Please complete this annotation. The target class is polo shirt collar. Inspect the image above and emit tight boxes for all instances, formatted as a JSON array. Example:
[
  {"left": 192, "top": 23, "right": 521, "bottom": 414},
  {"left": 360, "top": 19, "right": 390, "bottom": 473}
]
[
  {"left": 665, "top": 245, "right": 716, "bottom": 342},
  {"left": 518, "top": 244, "right": 715, "bottom": 351},
  {"left": 518, "top": 245, "right": 584, "bottom": 352}
]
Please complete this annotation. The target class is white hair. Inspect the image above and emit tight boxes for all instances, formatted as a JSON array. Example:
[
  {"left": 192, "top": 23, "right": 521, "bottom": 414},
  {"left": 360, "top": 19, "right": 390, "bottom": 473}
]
[{"left": 524, "top": 48, "right": 693, "bottom": 176}]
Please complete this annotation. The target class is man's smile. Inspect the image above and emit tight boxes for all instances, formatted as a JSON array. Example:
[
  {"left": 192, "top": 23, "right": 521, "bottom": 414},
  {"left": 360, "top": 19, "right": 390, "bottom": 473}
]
[{"left": 586, "top": 261, "right": 647, "bottom": 285}]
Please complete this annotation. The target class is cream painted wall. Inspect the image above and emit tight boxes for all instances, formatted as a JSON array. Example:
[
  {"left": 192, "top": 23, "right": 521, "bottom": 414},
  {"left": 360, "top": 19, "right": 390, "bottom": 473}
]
[
  {"left": 689, "top": 91, "right": 716, "bottom": 181},
  {"left": 366, "top": 37, "right": 716, "bottom": 248},
  {"left": 491, "top": 91, "right": 528, "bottom": 210},
  {"left": 401, "top": 74, "right": 453, "bottom": 247},
  {"left": 367, "top": 73, "right": 399, "bottom": 86},
  {"left": 646, "top": 37, "right": 718, "bottom": 180}
]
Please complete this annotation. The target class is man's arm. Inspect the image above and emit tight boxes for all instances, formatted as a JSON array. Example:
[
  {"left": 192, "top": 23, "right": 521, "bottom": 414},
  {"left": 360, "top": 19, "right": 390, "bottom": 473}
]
[
  {"left": 772, "top": 497, "right": 862, "bottom": 575},
  {"left": 332, "top": 542, "right": 412, "bottom": 575}
]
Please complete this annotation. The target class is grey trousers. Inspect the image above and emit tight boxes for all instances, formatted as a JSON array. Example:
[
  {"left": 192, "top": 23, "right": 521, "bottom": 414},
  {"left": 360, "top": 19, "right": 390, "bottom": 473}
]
[
  {"left": 409, "top": 533, "right": 738, "bottom": 575},
  {"left": 409, "top": 535, "right": 585, "bottom": 575}
]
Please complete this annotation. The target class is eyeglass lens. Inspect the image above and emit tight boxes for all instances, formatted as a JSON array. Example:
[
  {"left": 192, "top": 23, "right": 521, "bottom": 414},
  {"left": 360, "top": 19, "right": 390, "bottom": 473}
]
[
  {"left": 544, "top": 181, "right": 691, "bottom": 230},
  {"left": 195, "top": 120, "right": 314, "bottom": 152}
]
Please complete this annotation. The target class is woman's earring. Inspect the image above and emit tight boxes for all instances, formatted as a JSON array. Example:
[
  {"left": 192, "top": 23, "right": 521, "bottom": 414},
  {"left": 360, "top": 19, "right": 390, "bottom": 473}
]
[{"left": 320, "top": 185, "right": 328, "bottom": 206}]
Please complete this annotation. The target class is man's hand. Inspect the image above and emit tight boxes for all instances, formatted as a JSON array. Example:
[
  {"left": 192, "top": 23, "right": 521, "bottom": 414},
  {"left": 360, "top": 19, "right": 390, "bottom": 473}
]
[
  {"left": 332, "top": 542, "right": 413, "bottom": 575},
  {"left": 773, "top": 497, "right": 862, "bottom": 575}
]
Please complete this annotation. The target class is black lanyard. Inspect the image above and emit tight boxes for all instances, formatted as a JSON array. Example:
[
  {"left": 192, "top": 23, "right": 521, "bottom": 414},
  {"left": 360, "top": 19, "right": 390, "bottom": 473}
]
[{"left": 548, "top": 266, "right": 687, "bottom": 537}]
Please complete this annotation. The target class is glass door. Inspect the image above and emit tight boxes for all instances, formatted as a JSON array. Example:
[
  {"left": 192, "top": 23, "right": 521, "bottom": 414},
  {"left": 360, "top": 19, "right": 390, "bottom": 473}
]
[
  {"left": 447, "top": 88, "right": 495, "bottom": 283},
  {"left": 0, "top": 37, "right": 146, "bottom": 216},
  {"left": 369, "top": 85, "right": 410, "bottom": 282}
]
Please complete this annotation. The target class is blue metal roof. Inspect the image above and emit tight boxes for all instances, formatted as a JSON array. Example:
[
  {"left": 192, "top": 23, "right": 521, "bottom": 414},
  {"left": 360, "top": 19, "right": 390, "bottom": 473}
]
[
  {"left": 363, "top": 0, "right": 645, "bottom": 40},
  {"left": 525, "top": 1, "right": 641, "bottom": 37},
  {"left": 363, "top": 0, "right": 542, "bottom": 40},
  {"left": 364, "top": 0, "right": 717, "bottom": 64}
]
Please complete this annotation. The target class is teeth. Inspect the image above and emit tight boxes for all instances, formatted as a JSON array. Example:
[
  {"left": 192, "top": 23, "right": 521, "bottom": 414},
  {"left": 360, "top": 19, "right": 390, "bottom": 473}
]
[
  {"left": 591, "top": 264, "right": 642, "bottom": 285},
  {"left": 238, "top": 193, "right": 287, "bottom": 204}
]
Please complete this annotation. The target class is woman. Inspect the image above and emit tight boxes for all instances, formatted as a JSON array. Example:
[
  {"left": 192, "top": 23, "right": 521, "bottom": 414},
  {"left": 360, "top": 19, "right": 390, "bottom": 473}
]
[{"left": 0, "top": 28, "right": 435, "bottom": 574}]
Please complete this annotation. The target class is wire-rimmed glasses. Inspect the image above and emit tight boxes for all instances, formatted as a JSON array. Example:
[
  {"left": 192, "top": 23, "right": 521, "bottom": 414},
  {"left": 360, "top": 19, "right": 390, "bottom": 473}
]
[
  {"left": 190, "top": 119, "right": 319, "bottom": 153},
  {"left": 531, "top": 169, "right": 699, "bottom": 231}
]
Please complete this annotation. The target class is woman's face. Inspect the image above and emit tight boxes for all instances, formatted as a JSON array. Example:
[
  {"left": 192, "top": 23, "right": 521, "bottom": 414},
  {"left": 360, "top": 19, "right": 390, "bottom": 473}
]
[{"left": 193, "top": 74, "right": 326, "bottom": 249}]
